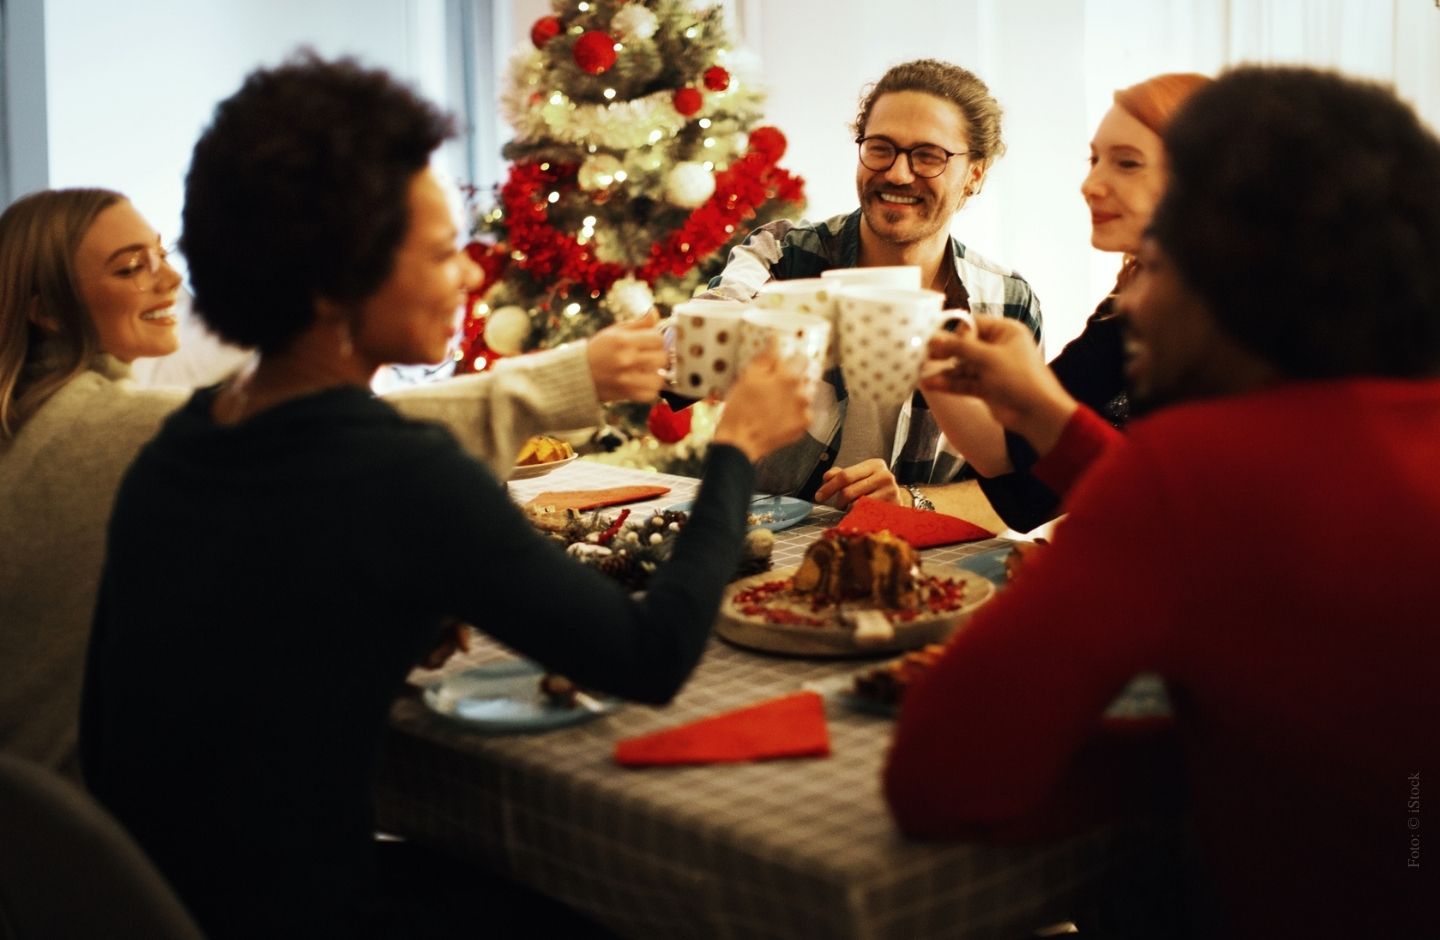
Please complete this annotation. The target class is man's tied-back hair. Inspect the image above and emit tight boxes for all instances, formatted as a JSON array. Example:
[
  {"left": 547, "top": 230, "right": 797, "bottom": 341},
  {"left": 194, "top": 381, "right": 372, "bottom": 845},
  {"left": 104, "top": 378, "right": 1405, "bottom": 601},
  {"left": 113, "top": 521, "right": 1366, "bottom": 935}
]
[
  {"left": 1151, "top": 66, "right": 1440, "bottom": 379},
  {"left": 853, "top": 59, "right": 1005, "bottom": 165},
  {"left": 181, "top": 51, "right": 455, "bottom": 353}
]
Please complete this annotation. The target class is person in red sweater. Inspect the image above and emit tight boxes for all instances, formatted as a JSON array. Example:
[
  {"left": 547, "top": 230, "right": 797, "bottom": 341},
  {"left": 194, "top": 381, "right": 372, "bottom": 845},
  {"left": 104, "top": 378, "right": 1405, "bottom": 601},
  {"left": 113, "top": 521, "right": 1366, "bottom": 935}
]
[{"left": 884, "top": 66, "right": 1438, "bottom": 939}]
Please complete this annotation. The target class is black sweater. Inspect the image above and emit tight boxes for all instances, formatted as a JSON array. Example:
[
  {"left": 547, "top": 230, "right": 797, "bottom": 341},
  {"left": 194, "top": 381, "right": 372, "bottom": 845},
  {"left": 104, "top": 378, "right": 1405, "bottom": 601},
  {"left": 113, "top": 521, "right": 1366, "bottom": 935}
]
[
  {"left": 81, "top": 385, "right": 754, "bottom": 938},
  {"left": 977, "top": 303, "right": 1129, "bottom": 532}
]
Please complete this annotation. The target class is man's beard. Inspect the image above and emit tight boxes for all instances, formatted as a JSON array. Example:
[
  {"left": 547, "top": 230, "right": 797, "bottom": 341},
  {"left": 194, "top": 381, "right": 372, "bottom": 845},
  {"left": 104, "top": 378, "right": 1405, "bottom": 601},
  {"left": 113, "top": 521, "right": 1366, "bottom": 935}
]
[{"left": 860, "top": 188, "right": 941, "bottom": 247}]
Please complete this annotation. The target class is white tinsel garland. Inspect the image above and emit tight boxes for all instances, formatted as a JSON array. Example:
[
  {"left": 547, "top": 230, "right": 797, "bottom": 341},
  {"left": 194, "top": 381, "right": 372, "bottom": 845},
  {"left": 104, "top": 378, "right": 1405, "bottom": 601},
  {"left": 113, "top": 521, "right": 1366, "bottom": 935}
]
[
  {"left": 578, "top": 153, "right": 624, "bottom": 191},
  {"left": 500, "top": 47, "right": 716, "bottom": 150}
]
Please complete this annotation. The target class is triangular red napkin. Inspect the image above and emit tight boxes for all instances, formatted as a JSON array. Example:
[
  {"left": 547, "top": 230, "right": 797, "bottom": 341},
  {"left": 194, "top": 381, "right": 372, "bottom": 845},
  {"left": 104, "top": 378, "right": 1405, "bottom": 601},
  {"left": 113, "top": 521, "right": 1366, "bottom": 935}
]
[
  {"left": 526, "top": 485, "right": 670, "bottom": 513},
  {"left": 835, "top": 495, "right": 995, "bottom": 548},
  {"left": 614, "top": 691, "right": 830, "bottom": 767}
]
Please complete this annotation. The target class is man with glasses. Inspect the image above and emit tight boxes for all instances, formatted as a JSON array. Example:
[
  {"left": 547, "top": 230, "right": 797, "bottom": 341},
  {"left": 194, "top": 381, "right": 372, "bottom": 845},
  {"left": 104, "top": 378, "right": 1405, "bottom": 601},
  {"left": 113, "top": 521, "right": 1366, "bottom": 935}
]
[{"left": 704, "top": 59, "right": 1041, "bottom": 515}]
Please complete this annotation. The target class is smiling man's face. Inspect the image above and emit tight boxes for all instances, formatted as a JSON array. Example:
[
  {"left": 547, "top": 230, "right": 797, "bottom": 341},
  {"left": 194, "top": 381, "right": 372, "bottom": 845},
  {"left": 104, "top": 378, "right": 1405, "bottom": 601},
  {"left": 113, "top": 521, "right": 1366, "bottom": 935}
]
[{"left": 855, "top": 90, "right": 985, "bottom": 252}]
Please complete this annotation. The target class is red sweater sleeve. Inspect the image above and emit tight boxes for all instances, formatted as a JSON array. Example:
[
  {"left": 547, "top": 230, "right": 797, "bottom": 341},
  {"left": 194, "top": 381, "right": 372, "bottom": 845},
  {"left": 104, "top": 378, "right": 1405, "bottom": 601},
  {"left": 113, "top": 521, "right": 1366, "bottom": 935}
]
[
  {"left": 1030, "top": 405, "right": 1122, "bottom": 498},
  {"left": 883, "top": 432, "right": 1185, "bottom": 839}
]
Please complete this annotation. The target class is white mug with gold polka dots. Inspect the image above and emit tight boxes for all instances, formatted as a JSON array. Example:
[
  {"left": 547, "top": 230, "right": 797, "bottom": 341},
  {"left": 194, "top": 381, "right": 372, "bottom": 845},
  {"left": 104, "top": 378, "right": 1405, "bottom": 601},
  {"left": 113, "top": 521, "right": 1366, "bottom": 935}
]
[
  {"left": 755, "top": 278, "right": 840, "bottom": 369},
  {"left": 833, "top": 286, "right": 946, "bottom": 406},
  {"left": 668, "top": 300, "right": 751, "bottom": 398},
  {"left": 737, "top": 307, "right": 831, "bottom": 396},
  {"left": 819, "top": 265, "right": 922, "bottom": 290}
]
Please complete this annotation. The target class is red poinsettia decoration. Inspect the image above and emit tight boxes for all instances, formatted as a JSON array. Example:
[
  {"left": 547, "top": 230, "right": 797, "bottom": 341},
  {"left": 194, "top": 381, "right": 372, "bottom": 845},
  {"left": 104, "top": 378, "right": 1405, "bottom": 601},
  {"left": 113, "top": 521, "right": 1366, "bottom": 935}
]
[{"left": 747, "top": 126, "right": 787, "bottom": 162}]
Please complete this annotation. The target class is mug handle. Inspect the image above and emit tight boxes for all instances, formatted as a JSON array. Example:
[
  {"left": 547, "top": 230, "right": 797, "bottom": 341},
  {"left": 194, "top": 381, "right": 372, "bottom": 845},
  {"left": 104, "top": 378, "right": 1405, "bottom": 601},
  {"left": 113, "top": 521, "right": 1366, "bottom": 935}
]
[{"left": 938, "top": 308, "right": 975, "bottom": 333}]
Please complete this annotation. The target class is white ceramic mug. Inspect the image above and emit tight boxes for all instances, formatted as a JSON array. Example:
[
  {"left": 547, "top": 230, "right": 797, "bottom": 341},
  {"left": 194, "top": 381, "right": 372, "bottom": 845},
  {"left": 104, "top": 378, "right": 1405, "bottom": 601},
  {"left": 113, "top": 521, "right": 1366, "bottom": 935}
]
[
  {"left": 669, "top": 300, "right": 751, "bottom": 398},
  {"left": 833, "top": 286, "right": 946, "bottom": 405},
  {"left": 754, "top": 278, "right": 839, "bottom": 369},
  {"left": 737, "top": 308, "right": 832, "bottom": 394},
  {"left": 819, "top": 265, "right": 922, "bottom": 291}
]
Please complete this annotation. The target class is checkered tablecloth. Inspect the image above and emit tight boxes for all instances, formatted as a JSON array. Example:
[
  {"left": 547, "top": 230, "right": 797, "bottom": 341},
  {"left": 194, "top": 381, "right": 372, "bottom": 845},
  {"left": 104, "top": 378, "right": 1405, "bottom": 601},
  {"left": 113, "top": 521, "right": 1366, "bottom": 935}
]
[{"left": 377, "top": 459, "right": 1177, "bottom": 939}]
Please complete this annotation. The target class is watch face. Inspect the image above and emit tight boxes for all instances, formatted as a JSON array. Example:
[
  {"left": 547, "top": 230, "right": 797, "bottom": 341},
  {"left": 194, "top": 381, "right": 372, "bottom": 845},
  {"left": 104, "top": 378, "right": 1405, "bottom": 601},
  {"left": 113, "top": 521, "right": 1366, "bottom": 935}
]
[{"left": 905, "top": 485, "right": 934, "bottom": 511}]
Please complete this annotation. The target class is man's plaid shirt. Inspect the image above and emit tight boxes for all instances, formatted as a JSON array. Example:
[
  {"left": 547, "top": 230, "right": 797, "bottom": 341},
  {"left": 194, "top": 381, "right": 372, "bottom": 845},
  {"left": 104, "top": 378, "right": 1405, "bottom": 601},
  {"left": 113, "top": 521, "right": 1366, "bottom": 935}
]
[{"left": 703, "top": 209, "right": 1043, "bottom": 499}]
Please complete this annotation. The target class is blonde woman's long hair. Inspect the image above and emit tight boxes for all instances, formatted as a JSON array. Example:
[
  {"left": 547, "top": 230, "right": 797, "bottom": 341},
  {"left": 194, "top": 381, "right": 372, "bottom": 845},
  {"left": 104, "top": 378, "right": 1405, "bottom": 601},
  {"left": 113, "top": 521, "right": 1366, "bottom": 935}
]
[{"left": 0, "top": 188, "right": 124, "bottom": 439}]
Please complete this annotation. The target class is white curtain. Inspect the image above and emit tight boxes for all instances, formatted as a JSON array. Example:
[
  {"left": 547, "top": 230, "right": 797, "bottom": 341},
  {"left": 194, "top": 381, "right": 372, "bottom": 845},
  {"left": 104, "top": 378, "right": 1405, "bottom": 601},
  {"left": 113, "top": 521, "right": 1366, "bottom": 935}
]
[{"left": 0, "top": 0, "right": 9, "bottom": 208}]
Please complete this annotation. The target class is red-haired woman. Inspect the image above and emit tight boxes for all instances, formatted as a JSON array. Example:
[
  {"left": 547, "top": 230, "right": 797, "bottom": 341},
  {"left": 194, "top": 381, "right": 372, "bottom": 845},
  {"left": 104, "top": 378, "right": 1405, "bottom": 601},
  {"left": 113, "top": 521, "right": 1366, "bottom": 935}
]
[{"left": 925, "top": 73, "right": 1210, "bottom": 531}]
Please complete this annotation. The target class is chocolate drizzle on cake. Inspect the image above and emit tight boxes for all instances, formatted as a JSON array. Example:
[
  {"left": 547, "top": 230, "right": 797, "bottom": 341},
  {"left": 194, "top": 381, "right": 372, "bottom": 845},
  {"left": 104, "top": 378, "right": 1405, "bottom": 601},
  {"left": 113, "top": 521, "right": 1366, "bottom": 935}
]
[{"left": 791, "top": 529, "right": 921, "bottom": 609}]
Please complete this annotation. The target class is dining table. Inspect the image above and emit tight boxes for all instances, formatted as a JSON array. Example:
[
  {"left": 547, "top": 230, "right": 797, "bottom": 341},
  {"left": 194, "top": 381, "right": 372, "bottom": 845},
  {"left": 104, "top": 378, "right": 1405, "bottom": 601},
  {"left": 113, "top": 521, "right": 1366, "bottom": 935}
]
[{"left": 376, "top": 458, "right": 1179, "bottom": 940}]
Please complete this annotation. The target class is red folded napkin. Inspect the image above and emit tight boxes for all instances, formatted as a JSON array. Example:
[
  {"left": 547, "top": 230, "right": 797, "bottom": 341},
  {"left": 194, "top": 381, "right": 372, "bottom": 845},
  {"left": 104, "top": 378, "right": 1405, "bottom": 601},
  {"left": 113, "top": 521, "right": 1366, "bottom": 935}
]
[
  {"left": 526, "top": 485, "right": 670, "bottom": 513},
  {"left": 835, "top": 495, "right": 995, "bottom": 548},
  {"left": 614, "top": 691, "right": 830, "bottom": 767}
]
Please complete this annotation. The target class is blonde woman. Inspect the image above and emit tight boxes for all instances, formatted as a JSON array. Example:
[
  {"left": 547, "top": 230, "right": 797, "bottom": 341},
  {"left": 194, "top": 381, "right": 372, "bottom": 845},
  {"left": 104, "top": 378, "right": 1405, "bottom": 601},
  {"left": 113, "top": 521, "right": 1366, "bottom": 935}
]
[{"left": 0, "top": 186, "right": 666, "bottom": 776}]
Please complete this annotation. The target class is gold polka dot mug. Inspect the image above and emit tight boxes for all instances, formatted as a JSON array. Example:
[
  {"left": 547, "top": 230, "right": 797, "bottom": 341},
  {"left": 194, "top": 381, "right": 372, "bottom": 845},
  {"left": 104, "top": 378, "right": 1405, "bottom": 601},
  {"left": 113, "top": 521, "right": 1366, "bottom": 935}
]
[
  {"left": 738, "top": 307, "right": 831, "bottom": 396},
  {"left": 833, "top": 286, "right": 946, "bottom": 406},
  {"left": 668, "top": 300, "right": 752, "bottom": 398}
]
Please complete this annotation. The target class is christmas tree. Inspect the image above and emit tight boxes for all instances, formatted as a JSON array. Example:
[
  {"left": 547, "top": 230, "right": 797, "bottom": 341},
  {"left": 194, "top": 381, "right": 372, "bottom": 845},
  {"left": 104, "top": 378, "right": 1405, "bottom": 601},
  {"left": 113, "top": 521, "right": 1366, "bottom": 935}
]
[{"left": 456, "top": 0, "right": 805, "bottom": 470}]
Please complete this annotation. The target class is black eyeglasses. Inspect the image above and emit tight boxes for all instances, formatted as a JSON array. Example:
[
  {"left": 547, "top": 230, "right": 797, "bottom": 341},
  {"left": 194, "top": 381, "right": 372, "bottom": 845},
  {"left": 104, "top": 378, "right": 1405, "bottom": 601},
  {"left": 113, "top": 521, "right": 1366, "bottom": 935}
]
[{"left": 857, "top": 137, "right": 969, "bottom": 179}]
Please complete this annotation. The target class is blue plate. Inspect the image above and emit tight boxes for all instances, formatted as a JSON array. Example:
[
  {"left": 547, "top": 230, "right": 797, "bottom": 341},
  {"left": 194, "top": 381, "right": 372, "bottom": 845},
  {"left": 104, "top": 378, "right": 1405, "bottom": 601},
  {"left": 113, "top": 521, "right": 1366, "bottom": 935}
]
[
  {"left": 953, "top": 547, "right": 1012, "bottom": 586},
  {"left": 665, "top": 495, "right": 813, "bottom": 532},
  {"left": 422, "top": 660, "right": 616, "bottom": 733},
  {"left": 810, "top": 667, "right": 1172, "bottom": 722}
]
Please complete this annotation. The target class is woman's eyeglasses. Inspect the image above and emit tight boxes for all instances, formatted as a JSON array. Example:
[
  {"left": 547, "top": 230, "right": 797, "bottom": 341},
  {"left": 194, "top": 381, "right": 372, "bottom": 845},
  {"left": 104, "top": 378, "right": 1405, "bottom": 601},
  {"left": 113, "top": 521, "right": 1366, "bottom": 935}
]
[
  {"left": 857, "top": 137, "right": 969, "bottom": 179},
  {"left": 115, "top": 245, "right": 177, "bottom": 292}
]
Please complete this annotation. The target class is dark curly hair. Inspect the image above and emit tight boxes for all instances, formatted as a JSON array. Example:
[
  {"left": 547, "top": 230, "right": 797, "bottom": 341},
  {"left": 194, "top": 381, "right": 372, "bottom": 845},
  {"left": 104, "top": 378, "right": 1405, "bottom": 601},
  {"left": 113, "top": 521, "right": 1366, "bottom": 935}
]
[
  {"left": 1151, "top": 66, "right": 1440, "bottom": 378},
  {"left": 181, "top": 51, "right": 454, "bottom": 353},
  {"left": 853, "top": 59, "right": 1005, "bottom": 165}
]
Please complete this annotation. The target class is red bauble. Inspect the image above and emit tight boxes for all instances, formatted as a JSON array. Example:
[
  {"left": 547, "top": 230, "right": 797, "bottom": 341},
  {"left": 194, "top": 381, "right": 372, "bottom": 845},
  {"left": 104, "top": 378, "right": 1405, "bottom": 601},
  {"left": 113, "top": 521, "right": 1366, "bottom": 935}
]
[
  {"left": 573, "top": 31, "right": 618, "bottom": 74},
  {"left": 646, "top": 400, "right": 693, "bottom": 444},
  {"left": 748, "top": 125, "right": 787, "bottom": 162},
  {"left": 672, "top": 86, "right": 703, "bottom": 117},
  {"left": 530, "top": 16, "right": 562, "bottom": 49},
  {"left": 702, "top": 66, "right": 731, "bottom": 92}
]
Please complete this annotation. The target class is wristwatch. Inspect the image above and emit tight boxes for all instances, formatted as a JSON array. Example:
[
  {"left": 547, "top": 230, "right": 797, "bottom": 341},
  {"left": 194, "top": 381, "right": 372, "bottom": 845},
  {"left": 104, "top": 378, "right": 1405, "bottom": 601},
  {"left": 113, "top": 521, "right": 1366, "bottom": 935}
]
[{"left": 904, "top": 484, "right": 935, "bottom": 512}]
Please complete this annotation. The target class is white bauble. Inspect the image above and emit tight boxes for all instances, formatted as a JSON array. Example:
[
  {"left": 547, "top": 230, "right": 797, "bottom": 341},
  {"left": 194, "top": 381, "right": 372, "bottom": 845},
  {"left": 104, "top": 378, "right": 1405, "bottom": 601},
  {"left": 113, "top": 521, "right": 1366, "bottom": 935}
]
[
  {"left": 611, "top": 4, "right": 658, "bottom": 39},
  {"left": 664, "top": 161, "right": 716, "bottom": 208},
  {"left": 484, "top": 305, "right": 531, "bottom": 355},
  {"left": 606, "top": 276, "right": 654, "bottom": 321},
  {"left": 578, "top": 153, "right": 624, "bottom": 192}
]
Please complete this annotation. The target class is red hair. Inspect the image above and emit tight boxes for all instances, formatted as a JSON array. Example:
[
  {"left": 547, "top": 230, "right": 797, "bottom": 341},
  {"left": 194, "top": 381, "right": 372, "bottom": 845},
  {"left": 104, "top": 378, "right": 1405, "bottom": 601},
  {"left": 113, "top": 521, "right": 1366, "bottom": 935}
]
[
  {"left": 1105, "top": 73, "right": 1211, "bottom": 296},
  {"left": 1114, "top": 72, "right": 1211, "bottom": 136}
]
